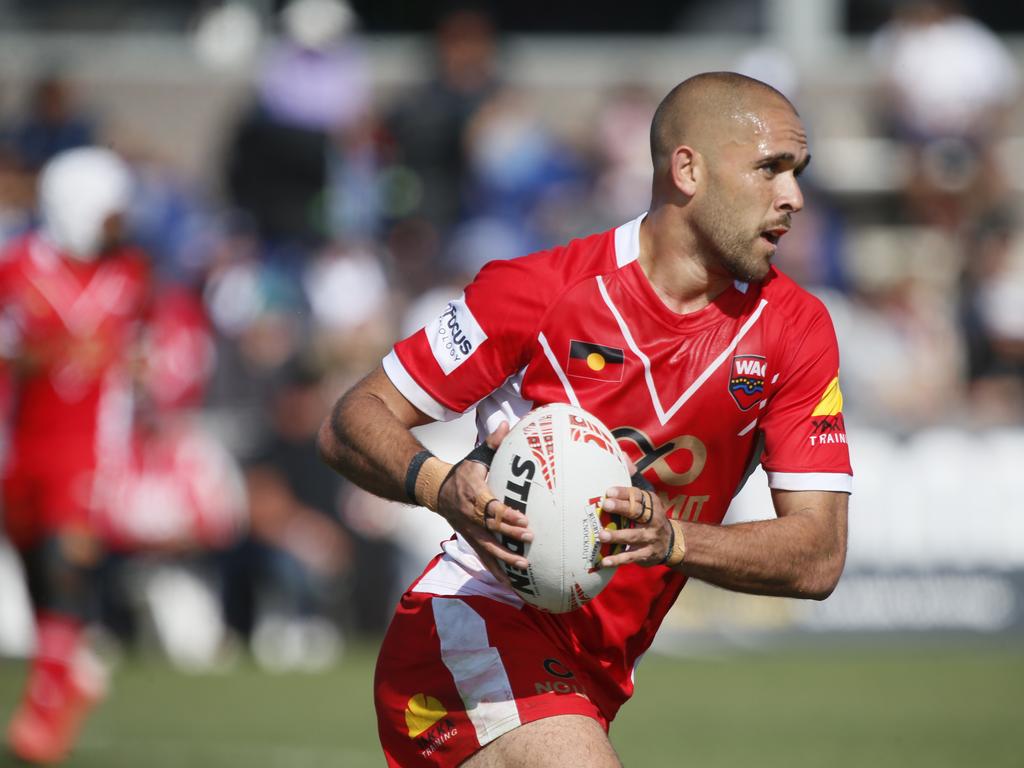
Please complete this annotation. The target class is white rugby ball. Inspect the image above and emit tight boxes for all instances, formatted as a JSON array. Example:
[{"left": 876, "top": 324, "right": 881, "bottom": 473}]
[{"left": 487, "top": 403, "right": 631, "bottom": 613}]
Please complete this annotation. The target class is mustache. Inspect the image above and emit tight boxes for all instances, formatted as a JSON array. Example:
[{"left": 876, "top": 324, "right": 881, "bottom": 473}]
[{"left": 763, "top": 217, "right": 792, "bottom": 230}]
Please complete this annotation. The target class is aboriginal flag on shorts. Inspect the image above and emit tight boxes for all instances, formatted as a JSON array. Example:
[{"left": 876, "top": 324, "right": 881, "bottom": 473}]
[{"left": 566, "top": 340, "right": 625, "bottom": 382}]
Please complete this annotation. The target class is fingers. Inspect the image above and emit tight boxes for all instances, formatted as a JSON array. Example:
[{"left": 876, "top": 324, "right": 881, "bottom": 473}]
[
  {"left": 470, "top": 488, "right": 531, "bottom": 541},
  {"left": 440, "top": 458, "right": 530, "bottom": 534},
  {"left": 485, "top": 420, "right": 510, "bottom": 450},
  {"left": 599, "top": 486, "right": 669, "bottom": 568},
  {"left": 472, "top": 489, "right": 498, "bottom": 526},
  {"left": 601, "top": 486, "right": 655, "bottom": 525},
  {"left": 597, "top": 522, "right": 669, "bottom": 569},
  {"left": 464, "top": 526, "right": 527, "bottom": 575}
]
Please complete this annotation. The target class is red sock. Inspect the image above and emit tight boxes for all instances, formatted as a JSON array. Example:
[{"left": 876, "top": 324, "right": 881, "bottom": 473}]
[{"left": 25, "top": 613, "right": 82, "bottom": 711}]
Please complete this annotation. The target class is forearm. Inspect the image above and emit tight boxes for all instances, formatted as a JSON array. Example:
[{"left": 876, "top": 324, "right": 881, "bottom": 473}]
[
  {"left": 317, "top": 374, "right": 437, "bottom": 504},
  {"left": 673, "top": 504, "right": 846, "bottom": 600}
]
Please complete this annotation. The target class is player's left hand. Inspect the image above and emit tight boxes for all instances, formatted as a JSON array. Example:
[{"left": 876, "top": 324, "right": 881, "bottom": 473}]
[{"left": 597, "top": 485, "right": 673, "bottom": 568}]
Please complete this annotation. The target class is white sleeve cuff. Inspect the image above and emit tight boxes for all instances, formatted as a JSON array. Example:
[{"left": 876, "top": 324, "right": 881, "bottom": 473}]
[
  {"left": 382, "top": 350, "right": 461, "bottom": 422},
  {"left": 766, "top": 471, "right": 853, "bottom": 494}
]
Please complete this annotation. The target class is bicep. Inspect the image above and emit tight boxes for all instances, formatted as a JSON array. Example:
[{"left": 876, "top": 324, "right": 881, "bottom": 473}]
[
  {"left": 770, "top": 489, "right": 848, "bottom": 551},
  {"left": 342, "top": 365, "right": 435, "bottom": 430}
]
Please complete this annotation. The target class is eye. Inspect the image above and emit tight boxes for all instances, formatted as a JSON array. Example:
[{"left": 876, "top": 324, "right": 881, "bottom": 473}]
[{"left": 759, "top": 163, "right": 779, "bottom": 178}]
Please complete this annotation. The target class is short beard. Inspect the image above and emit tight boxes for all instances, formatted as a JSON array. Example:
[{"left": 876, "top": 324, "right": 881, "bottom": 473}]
[{"left": 691, "top": 193, "right": 767, "bottom": 284}]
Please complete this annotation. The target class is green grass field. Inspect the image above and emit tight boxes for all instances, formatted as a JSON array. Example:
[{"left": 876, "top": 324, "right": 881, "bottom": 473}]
[{"left": 2, "top": 641, "right": 1022, "bottom": 767}]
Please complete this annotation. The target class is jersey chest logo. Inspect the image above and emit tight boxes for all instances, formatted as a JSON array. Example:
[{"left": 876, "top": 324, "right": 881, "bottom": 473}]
[{"left": 729, "top": 354, "right": 767, "bottom": 411}]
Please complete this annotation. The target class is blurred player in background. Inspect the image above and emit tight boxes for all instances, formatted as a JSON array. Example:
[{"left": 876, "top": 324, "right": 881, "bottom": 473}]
[
  {"left": 319, "top": 72, "right": 851, "bottom": 766},
  {"left": 0, "top": 147, "right": 149, "bottom": 764}
]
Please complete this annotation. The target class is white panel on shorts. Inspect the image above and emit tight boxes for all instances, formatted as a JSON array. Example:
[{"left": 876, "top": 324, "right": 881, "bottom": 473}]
[
  {"left": 766, "top": 471, "right": 853, "bottom": 493},
  {"left": 414, "top": 538, "right": 524, "bottom": 608},
  {"left": 432, "top": 598, "right": 522, "bottom": 746}
]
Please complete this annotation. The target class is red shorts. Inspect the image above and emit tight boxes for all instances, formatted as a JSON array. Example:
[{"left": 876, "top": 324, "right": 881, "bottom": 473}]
[
  {"left": 375, "top": 590, "right": 610, "bottom": 767},
  {"left": 2, "top": 440, "right": 97, "bottom": 549}
]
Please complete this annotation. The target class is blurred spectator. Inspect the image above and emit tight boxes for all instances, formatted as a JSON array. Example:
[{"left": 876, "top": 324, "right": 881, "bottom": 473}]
[
  {"left": 0, "top": 147, "right": 147, "bottom": 764},
  {"left": 590, "top": 84, "right": 658, "bottom": 227},
  {"left": 126, "top": 150, "right": 221, "bottom": 286},
  {"left": 824, "top": 227, "right": 964, "bottom": 430},
  {"left": 303, "top": 240, "right": 397, "bottom": 371},
  {"left": 383, "top": 4, "right": 501, "bottom": 290},
  {"left": 221, "top": 359, "right": 400, "bottom": 669},
  {"left": 202, "top": 237, "right": 310, "bottom": 447},
  {"left": 870, "top": 0, "right": 1020, "bottom": 229},
  {"left": 459, "top": 86, "right": 590, "bottom": 262},
  {"left": 8, "top": 73, "right": 96, "bottom": 173},
  {"left": 91, "top": 285, "right": 245, "bottom": 655},
  {"left": 224, "top": 0, "right": 372, "bottom": 254},
  {"left": 958, "top": 211, "right": 1024, "bottom": 423},
  {"left": 0, "top": 147, "right": 35, "bottom": 245}
]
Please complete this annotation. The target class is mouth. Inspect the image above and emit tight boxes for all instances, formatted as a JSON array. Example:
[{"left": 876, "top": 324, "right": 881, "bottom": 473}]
[{"left": 759, "top": 227, "right": 789, "bottom": 247}]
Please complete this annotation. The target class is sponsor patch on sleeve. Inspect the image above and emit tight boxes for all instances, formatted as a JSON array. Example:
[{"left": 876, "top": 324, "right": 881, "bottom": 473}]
[
  {"left": 427, "top": 295, "right": 488, "bottom": 374},
  {"left": 808, "top": 375, "right": 848, "bottom": 447}
]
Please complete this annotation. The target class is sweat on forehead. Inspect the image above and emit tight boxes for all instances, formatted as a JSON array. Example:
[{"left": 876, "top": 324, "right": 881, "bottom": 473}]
[{"left": 649, "top": 72, "right": 798, "bottom": 168}]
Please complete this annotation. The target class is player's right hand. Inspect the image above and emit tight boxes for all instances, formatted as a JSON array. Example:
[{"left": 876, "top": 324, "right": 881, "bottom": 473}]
[{"left": 435, "top": 421, "right": 533, "bottom": 585}]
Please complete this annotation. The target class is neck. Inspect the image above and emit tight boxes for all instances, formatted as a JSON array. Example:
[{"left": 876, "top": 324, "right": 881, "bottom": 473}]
[{"left": 638, "top": 206, "right": 735, "bottom": 314}]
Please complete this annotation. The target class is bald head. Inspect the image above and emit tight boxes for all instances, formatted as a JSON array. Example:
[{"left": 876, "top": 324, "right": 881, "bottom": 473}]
[{"left": 650, "top": 72, "right": 798, "bottom": 173}]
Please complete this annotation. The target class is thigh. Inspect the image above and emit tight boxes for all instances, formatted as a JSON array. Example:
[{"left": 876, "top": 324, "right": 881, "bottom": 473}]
[
  {"left": 375, "top": 593, "right": 610, "bottom": 768},
  {"left": 463, "top": 714, "right": 621, "bottom": 768}
]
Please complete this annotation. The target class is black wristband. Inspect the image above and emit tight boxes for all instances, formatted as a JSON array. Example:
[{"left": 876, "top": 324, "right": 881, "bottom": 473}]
[
  {"left": 465, "top": 442, "right": 497, "bottom": 469},
  {"left": 404, "top": 449, "right": 435, "bottom": 504},
  {"left": 659, "top": 521, "right": 676, "bottom": 566}
]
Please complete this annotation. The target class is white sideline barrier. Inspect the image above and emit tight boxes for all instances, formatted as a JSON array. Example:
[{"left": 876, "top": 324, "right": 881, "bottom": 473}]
[{"left": 728, "top": 425, "right": 1024, "bottom": 571}]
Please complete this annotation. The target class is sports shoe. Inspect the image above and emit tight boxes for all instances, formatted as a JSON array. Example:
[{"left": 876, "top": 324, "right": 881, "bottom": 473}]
[{"left": 6, "top": 647, "right": 107, "bottom": 764}]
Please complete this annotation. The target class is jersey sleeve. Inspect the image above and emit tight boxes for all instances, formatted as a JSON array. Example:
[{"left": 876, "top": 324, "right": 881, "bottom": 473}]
[
  {"left": 385, "top": 254, "right": 555, "bottom": 421},
  {"left": 758, "top": 300, "right": 853, "bottom": 493}
]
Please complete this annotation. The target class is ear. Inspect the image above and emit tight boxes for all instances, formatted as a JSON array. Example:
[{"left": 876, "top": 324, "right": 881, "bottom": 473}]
[{"left": 670, "top": 145, "right": 700, "bottom": 197}]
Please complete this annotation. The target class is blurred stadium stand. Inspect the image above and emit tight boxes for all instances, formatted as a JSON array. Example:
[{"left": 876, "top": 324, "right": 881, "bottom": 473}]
[{"left": 1, "top": 0, "right": 1023, "bottom": 667}]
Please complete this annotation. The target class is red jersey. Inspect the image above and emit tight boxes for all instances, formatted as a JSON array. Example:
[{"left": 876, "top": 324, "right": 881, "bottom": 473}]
[
  {"left": 0, "top": 233, "right": 149, "bottom": 443},
  {"left": 385, "top": 215, "right": 852, "bottom": 716}
]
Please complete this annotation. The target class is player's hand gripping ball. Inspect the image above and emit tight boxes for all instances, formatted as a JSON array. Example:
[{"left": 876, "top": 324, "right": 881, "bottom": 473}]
[{"left": 486, "top": 403, "right": 632, "bottom": 612}]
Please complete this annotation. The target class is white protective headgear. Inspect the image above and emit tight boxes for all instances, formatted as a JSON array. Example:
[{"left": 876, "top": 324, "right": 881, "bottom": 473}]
[{"left": 39, "top": 147, "right": 133, "bottom": 262}]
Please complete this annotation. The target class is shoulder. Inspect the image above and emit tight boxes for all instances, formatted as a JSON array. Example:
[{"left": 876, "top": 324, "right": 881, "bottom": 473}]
[
  {"left": 759, "top": 268, "right": 840, "bottom": 369},
  {"left": 467, "top": 226, "right": 621, "bottom": 314},
  {"left": 761, "top": 268, "right": 834, "bottom": 326},
  {"left": 476, "top": 227, "right": 617, "bottom": 284}
]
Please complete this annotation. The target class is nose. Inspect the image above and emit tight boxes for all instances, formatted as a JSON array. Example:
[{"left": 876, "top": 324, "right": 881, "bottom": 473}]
[{"left": 776, "top": 172, "right": 804, "bottom": 214}]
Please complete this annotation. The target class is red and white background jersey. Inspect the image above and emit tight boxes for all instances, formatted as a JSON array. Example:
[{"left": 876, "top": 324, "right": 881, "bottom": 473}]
[{"left": 384, "top": 214, "right": 852, "bottom": 718}]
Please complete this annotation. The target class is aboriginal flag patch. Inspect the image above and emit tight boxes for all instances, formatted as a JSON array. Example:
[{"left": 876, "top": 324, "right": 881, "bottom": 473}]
[
  {"left": 566, "top": 340, "right": 624, "bottom": 382},
  {"left": 729, "top": 354, "right": 767, "bottom": 411}
]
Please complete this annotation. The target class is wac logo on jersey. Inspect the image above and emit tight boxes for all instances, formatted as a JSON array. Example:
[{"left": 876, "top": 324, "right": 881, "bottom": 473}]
[{"left": 728, "top": 354, "right": 767, "bottom": 411}]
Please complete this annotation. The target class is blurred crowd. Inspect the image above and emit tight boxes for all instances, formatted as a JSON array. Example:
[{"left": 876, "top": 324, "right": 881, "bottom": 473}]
[{"left": 0, "top": 0, "right": 1022, "bottom": 670}]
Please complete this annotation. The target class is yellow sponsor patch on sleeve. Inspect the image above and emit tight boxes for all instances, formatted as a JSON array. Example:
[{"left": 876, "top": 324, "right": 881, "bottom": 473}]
[{"left": 811, "top": 376, "right": 844, "bottom": 417}]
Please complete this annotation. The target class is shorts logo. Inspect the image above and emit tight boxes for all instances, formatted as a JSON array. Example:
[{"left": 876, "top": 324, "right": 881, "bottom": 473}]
[
  {"left": 405, "top": 693, "right": 447, "bottom": 738},
  {"left": 428, "top": 296, "right": 487, "bottom": 375},
  {"left": 543, "top": 658, "right": 575, "bottom": 679},
  {"left": 729, "top": 354, "right": 767, "bottom": 411},
  {"left": 405, "top": 694, "right": 459, "bottom": 758},
  {"left": 534, "top": 658, "right": 590, "bottom": 698}
]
